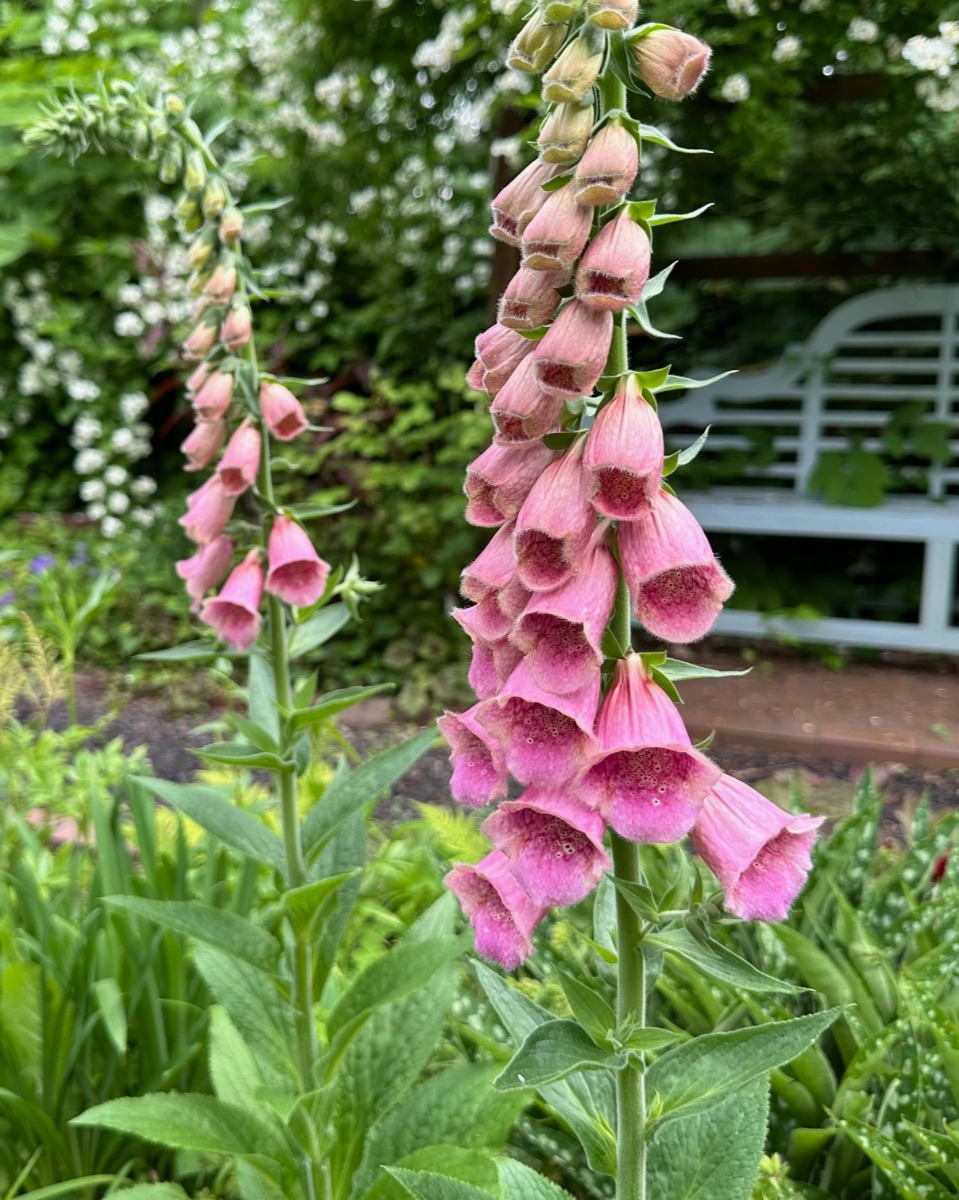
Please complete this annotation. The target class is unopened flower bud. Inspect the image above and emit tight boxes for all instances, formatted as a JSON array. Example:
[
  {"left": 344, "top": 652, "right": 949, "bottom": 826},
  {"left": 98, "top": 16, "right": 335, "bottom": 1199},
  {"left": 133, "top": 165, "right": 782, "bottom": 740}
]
[
  {"left": 630, "top": 28, "right": 712, "bottom": 101},
  {"left": 187, "top": 228, "right": 218, "bottom": 272},
  {"left": 542, "top": 0, "right": 583, "bottom": 19},
  {"left": 490, "top": 159, "right": 562, "bottom": 247},
  {"left": 521, "top": 183, "right": 592, "bottom": 271},
  {"left": 193, "top": 370, "right": 234, "bottom": 420},
  {"left": 542, "top": 32, "right": 604, "bottom": 103},
  {"left": 575, "top": 212, "right": 651, "bottom": 311},
  {"left": 537, "top": 102, "right": 594, "bottom": 164},
  {"left": 222, "top": 304, "right": 252, "bottom": 350},
  {"left": 182, "top": 316, "right": 219, "bottom": 361},
  {"left": 574, "top": 121, "right": 639, "bottom": 205},
  {"left": 219, "top": 207, "right": 244, "bottom": 245},
  {"left": 507, "top": 11, "right": 569, "bottom": 74},
  {"left": 204, "top": 260, "right": 237, "bottom": 305},
  {"left": 165, "top": 95, "right": 186, "bottom": 118},
  {"left": 158, "top": 143, "right": 183, "bottom": 185},
  {"left": 175, "top": 193, "right": 201, "bottom": 229},
  {"left": 183, "top": 150, "right": 207, "bottom": 191},
  {"left": 202, "top": 176, "right": 228, "bottom": 219},
  {"left": 586, "top": 0, "right": 639, "bottom": 32}
]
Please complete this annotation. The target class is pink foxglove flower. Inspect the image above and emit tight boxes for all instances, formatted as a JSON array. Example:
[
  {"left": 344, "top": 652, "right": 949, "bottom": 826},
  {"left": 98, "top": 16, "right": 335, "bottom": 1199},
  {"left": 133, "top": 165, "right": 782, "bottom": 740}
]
[
  {"left": 490, "top": 159, "right": 561, "bottom": 247},
  {"left": 490, "top": 355, "right": 568, "bottom": 447},
  {"left": 179, "top": 475, "right": 236, "bottom": 545},
  {"left": 217, "top": 419, "right": 261, "bottom": 496},
  {"left": 454, "top": 599, "right": 511, "bottom": 648},
  {"left": 585, "top": 0, "right": 638, "bottom": 32},
  {"left": 498, "top": 267, "right": 568, "bottom": 332},
  {"left": 175, "top": 534, "right": 234, "bottom": 609},
  {"left": 182, "top": 317, "right": 219, "bottom": 361},
  {"left": 203, "top": 261, "right": 237, "bottom": 304},
  {"left": 618, "top": 489, "right": 734, "bottom": 642},
  {"left": 507, "top": 9, "right": 568, "bottom": 73},
  {"left": 471, "top": 324, "right": 536, "bottom": 396},
  {"left": 483, "top": 786, "right": 611, "bottom": 907},
  {"left": 222, "top": 303, "right": 252, "bottom": 350},
  {"left": 470, "top": 635, "right": 524, "bottom": 701},
  {"left": 259, "top": 382, "right": 309, "bottom": 442},
  {"left": 691, "top": 775, "right": 824, "bottom": 921},
  {"left": 514, "top": 437, "right": 596, "bottom": 591},
  {"left": 532, "top": 301, "right": 613, "bottom": 398},
  {"left": 461, "top": 521, "right": 518, "bottom": 603},
  {"left": 181, "top": 418, "right": 227, "bottom": 471},
  {"left": 265, "top": 516, "right": 330, "bottom": 607},
  {"left": 575, "top": 213, "right": 651, "bottom": 311},
  {"left": 477, "top": 658, "right": 600, "bottom": 786},
  {"left": 521, "top": 185, "right": 593, "bottom": 272},
  {"left": 511, "top": 531, "right": 617, "bottom": 694},
  {"left": 542, "top": 33, "right": 605, "bottom": 103},
  {"left": 574, "top": 122, "right": 639, "bottom": 206},
  {"left": 199, "top": 549, "right": 264, "bottom": 650},
  {"left": 630, "top": 29, "right": 712, "bottom": 101},
  {"left": 583, "top": 374, "right": 664, "bottom": 518},
  {"left": 446, "top": 850, "right": 546, "bottom": 968},
  {"left": 581, "top": 654, "right": 720, "bottom": 842},
  {"left": 465, "top": 440, "right": 558, "bottom": 527},
  {"left": 537, "top": 103, "right": 594, "bottom": 164},
  {"left": 437, "top": 703, "right": 509, "bottom": 807},
  {"left": 186, "top": 362, "right": 211, "bottom": 396},
  {"left": 193, "top": 371, "right": 235, "bottom": 421}
]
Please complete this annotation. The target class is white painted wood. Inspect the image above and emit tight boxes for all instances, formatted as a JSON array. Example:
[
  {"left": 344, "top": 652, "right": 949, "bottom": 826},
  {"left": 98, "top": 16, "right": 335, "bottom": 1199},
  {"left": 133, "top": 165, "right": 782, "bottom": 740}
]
[{"left": 658, "top": 286, "right": 959, "bottom": 653}]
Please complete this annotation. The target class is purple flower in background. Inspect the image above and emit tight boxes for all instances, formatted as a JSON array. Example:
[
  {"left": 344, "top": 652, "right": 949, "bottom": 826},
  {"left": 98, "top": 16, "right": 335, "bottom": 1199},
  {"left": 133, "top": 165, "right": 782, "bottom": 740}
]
[
  {"left": 70, "top": 544, "right": 90, "bottom": 567},
  {"left": 0, "top": 590, "right": 15, "bottom": 607},
  {"left": 29, "top": 554, "right": 55, "bottom": 575}
]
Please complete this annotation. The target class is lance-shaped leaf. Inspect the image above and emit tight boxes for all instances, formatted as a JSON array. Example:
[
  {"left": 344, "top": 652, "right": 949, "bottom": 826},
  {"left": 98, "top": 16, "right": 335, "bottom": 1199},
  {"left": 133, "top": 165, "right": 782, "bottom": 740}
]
[
  {"left": 494, "top": 1019, "right": 619, "bottom": 1091},
  {"left": 647, "top": 203, "right": 713, "bottom": 227},
  {"left": 837, "top": 1114, "right": 954, "bottom": 1200},
  {"left": 287, "top": 602, "right": 351, "bottom": 657},
  {"left": 657, "top": 657, "right": 751, "bottom": 683},
  {"left": 662, "top": 427, "right": 710, "bottom": 477},
  {"left": 646, "top": 927, "right": 805, "bottom": 995},
  {"left": 286, "top": 683, "right": 394, "bottom": 732}
]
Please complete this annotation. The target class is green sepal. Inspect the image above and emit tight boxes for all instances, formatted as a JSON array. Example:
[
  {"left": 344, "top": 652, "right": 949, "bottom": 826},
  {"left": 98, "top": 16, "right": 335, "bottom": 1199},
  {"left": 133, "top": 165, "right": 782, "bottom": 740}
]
[
  {"left": 540, "top": 170, "right": 575, "bottom": 193},
  {"left": 657, "top": 656, "right": 751, "bottom": 683},
  {"left": 633, "top": 365, "right": 671, "bottom": 390},
  {"left": 542, "top": 429, "right": 583, "bottom": 450},
  {"left": 647, "top": 202, "right": 713, "bottom": 228},
  {"left": 662, "top": 426, "right": 711, "bottom": 477},
  {"left": 628, "top": 198, "right": 657, "bottom": 223},
  {"left": 650, "top": 667, "right": 682, "bottom": 704},
  {"left": 284, "top": 499, "right": 355, "bottom": 520},
  {"left": 657, "top": 369, "right": 737, "bottom": 393},
  {"left": 493, "top": 1019, "right": 620, "bottom": 1091},
  {"left": 600, "top": 625, "right": 628, "bottom": 661},
  {"left": 638, "top": 121, "right": 711, "bottom": 155}
]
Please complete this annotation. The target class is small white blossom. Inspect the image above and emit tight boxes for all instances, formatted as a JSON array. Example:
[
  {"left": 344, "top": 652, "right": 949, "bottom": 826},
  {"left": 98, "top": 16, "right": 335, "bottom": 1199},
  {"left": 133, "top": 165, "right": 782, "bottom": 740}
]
[
  {"left": 119, "top": 391, "right": 149, "bottom": 422},
  {"left": 80, "top": 479, "right": 107, "bottom": 502},
  {"left": 940, "top": 21, "right": 959, "bottom": 45},
  {"left": 799, "top": 0, "right": 826, "bottom": 10},
  {"left": 132, "top": 506, "right": 156, "bottom": 527},
  {"left": 104, "top": 464, "right": 128, "bottom": 486},
  {"left": 773, "top": 34, "right": 802, "bottom": 63},
  {"left": 18, "top": 362, "right": 45, "bottom": 396},
  {"left": 0, "top": 422, "right": 10, "bottom": 439},
  {"left": 86, "top": 502, "right": 107, "bottom": 521},
  {"left": 100, "top": 515, "right": 124, "bottom": 538},
  {"left": 14, "top": 407, "right": 29, "bottom": 425},
  {"left": 117, "top": 282, "right": 142, "bottom": 306},
  {"left": 110, "top": 427, "right": 136, "bottom": 453},
  {"left": 847, "top": 18, "right": 879, "bottom": 43},
  {"left": 71, "top": 415, "right": 103, "bottom": 447},
  {"left": 727, "top": 0, "right": 758, "bottom": 15},
  {"left": 66, "top": 377, "right": 101, "bottom": 402},
  {"left": 57, "top": 349, "right": 83, "bottom": 375},
  {"left": 902, "top": 35, "right": 958, "bottom": 77},
  {"left": 721, "top": 72, "right": 751, "bottom": 102},
  {"left": 107, "top": 492, "right": 131, "bottom": 515},
  {"left": 32, "top": 339, "right": 54, "bottom": 364},
  {"left": 114, "top": 311, "right": 145, "bottom": 337},
  {"left": 131, "top": 475, "right": 158, "bottom": 499},
  {"left": 75, "top": 448, "right": 106, "bottom": 475}
]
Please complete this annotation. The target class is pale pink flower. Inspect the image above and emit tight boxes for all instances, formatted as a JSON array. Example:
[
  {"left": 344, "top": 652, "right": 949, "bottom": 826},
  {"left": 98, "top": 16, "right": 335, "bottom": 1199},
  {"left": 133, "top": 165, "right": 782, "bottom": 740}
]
[
  {"left": 259, "top": 382, "right": 309, "bottom": 442},
  {"left": 192, "top": 371, "right": 234, "bottom": 421},
  {"left": 583, "top": 374, "right": 663, "bottom": 518},
  {"left": 471, "top": 324, "right": 536, "bottom": 396},
  {"left": 182, "top": 317, "right": 219, "bottom": 361},
  {"left": 691, "top": 775, "right": 824, "bottom": 921},
  {"left": 222, "top": 304, "right": 252, "bottom": 350},
  {"left": 179, "top": 475, "right": 236, "bottom": 545},
  {"left": 537, "top": 103, "right": 594, "bottom": 164},
  {"left": 217, "top": 420, "right": 261, "bottom": 496},
  {"left": 265, "top": 516, "right": 331, "bottom": 607},
  {"left": 542, "top": 33, "right": 605, "bottom": 103},
  {"left": 490, "top": 354, "right": 568, "bottom": 447},
  {"left": 618, "top": 489, "right": 734, "bottom": 642},
  {"left": 631, "top": 29, "right": 712, "bottom": 101},
  {"left": 199, "top": 550, "right": 264, "bottom": 650},
  {"left": 454, "top": 598, "right": 511, "bottom": 647},
  {"left": 490, "top": 159, "right": 562, "bottom": 247},
  {"left": 514, "top": 437, "right": 596, "bottom": 591},
  {"left": 465, "top": 440, "right": 558, "bottom": 527},
  {"left": 186, "top": 362, "right": 211, "bottom": 396},
  {"left": 510, "top": 530, "right": 617, "bottom": 694},
  {"left": 181, "top": 418, "right": 227, "bottom": 471},
  {"left": 483, "top": 786, "right": 611, "bottom": 907},
  {"left": 175, "top": 534, "right": 234, "bottom": 609},
  {"left": 532, "top": 301, "right": 613, "bottom": 398},
  {"left": 581, "top": 654, "right": 721, "bottom": 842},
  {"left": 574, "top": 122, "right": 640, "bottom": 206},
  {"left": 521, "top": 185, "right": 593, "bottom": 272},
  {"left": 446, "top": 850, "right": 546, "bottom": 968},
  {"left": 437, "top": 703, "right": 509, "bottom": 807},
  {"left": 498, "top": 267, "right": 568, "bottom": 332},
  {"left": 203, "top": 262, "right": 237, "bottom": 304},
  {"left": 461, "top": 521, "right": 518, "bottom": 603},
  {"left": 586, "top": 0, "right": 638, "bottom": 32},
  {"left": 575, "top": 213, "right": 652, "bottom": 311},
  {"left": 477, "top": 657, "right": 600, "bottom": 786}
]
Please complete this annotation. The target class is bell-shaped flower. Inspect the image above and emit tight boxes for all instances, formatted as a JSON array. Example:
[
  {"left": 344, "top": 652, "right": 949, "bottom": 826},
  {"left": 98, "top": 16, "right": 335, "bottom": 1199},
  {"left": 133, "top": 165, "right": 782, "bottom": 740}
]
[
  {"left": 514, "top": 437, "right": 596, "bottom": 591},
  {"left": 511, "top": 529, "right": 617, "bottom": 694},
  {"left": 490, "top": 159, "right": 562, "bottom": 247},
  {"left": 532, "top": 301, "right": 613, "bottom": 398},
  {"left": 618, "top": 489, "right": 734, "bottom": 642},
  {"left": 630, "top": 28, "right": 712, "bottom": 101},
  {"left": 574, "top": 122, "right": 639, "bottom": 206},
  {"left": 259, "top": 382, "right": 308, "bottom": 442},
  {"left": 453, "top": 605, "right": 522, "bottom": 699},
  {"left": 181, "top": 418, "right": 227, "bottom": 471},
  {"left": 498, "top": 267, "right": 568, "bottom": 332},
  {"left": 521, "top": 185, "right": 593, "bottom": 272},
  {"left": 461, "top": 521, "right": 518, "bottom": 603},
  {"left": 217, "top": 419, "right": 261, "bottom": 496},
  {"left": 465, "top": 440, "right": 558, "bottom": 527},
  {"left": 203, "top": 261, "right": 237, "bottom": 305},
  {"left": 182, "top": 316, "right": 219, "bottom": 361},
  {"left": 507, "top": 10, "right": 568, "bottom": 73},
  {"left": 537, "top": 102, "right": 594, "bottom": 164},
  {"left": 583, "top": 374, "right": 663, "bottom": 518},
  {"left": 186, "top": 362, "right": 211, "bottom": 396},
  {"left": 471, "top": 324, "right": 536, "bottom": 396},
  {"left": 542, "top": 32, "right": 605, "bottom": 103},
  {"left": 484, "top": 786, "right": 611, "bottom": 907},
  {"left": 265, "top": 516, "right": 331, "bottom": 607},
  {"left": 581, "top": 654, "right": 721, "bottom": 842},
  {"left": 491, "top": 354, "right": 568, "bottom": 447},
  {"left": 575, "top": 213, "right": 651, "bottom": 311},
  {"left": 437, "top": 703, "right": 509, "bottom": 808},
  {"left": 179, "top": 474, "right": 236, "bottom": 545},
  {"left": 477, "top": 657, "right": 600, "bottom": 787},
  {"left": 199, "top": 549, "right": 264, "bottom": 651},
  {"left": 192, "top": 370, "right": 234, "bottom": 421},
  {"left": 446, "top": 850, "right": 546, "bottom": 969},
  {"left": 175, "top": 534, "right": 234, "bottom": 609},
  {"left": 222, "top": 303, "right": 252, "bottom": 350},
  {"left": 691, "top": 775, "right": 824, "bottom": 921},
  {"left": 585, "top": 0, "right": 638, "bottom": 31}
]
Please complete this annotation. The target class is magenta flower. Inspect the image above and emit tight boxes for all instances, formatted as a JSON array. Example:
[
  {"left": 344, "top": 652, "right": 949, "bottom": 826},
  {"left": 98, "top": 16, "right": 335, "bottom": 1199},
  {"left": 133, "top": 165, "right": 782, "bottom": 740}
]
[
  {"left": 175, "top": 534, "right": 235, "bottom": 609},
  {"left": 477, "top": 657, "right": 600, "bottom": 786},
  {"left": 460, "top": 521, "right": 518, "bottom": 604},
  {"left": 691, "top": 775, "right": 824, "bottom": 921},
  {"left": 514, "top": 437, "right": 596, "bottom": 591},
  {"left": 490, "top": 159, "right": 562, "bottom": 247},
  {"left": 521, "top": 184, "right": 593, "bottom": 272},
  {"left": 446, "top": 850, "right": 546, "bottom": 968},
  {"left": 581, "top": 654, "right": 720, "bottom": 842},
  {"left": 179, "top": 475, "right": 237, "bottom": 545},
  {"left": 483, "top": 786, "right": 611, "bottom": 907},
  {"left": 199, "top": 549, "right": 264, "bottom": 650},
  {"left": 181, "top": 418, "right": 227, "bottom": 471},
  {"left": 575, "top": 213, "right": 651, "bottom": 312},
  {"left": 583, "top": 374, "right": 664, "bottom": 519},
  {"left": 437, "top": 703, "right": 509, "bottom": 807},
  {"left": 532, "top": 300, "right": 613, "bottom": 399},
  {"left": 193, "top": 370, "right": 235, "bottom": 421},
  {"left": 574, "top": 121, "right": 640, "bottom": 206},
  {"left": 465, "top": 440, "right": 558, "bottom": 527},
  {"left": 217, "top": 419, "right": 262, "bottom": 496},
  {"left": 618, "top": 489, "right": 734, "bottom": 643},
  {"left": 265, "top": 516, "right": 331, "bottom": 607},
  {"left": 452, "top": 604, "right": 521, "bottom": 698},
  {"left": 259, "top": 383, "right": 308, "bottom": 442},
  {"left": 490, "top": 355, "right": 568, "bottom": 447}
]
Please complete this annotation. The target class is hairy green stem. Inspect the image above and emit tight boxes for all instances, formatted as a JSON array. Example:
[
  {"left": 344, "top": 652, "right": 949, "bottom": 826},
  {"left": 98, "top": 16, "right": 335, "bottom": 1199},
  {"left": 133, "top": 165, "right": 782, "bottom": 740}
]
[{"left": 611, "top": 834, "right": 647, "bottom": 1200}]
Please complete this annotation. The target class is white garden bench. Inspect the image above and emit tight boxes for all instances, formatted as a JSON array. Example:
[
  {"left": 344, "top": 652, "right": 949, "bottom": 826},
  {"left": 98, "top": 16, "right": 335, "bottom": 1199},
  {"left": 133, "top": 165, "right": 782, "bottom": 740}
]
[{"left": 658, "top": 285, "right": 959, "bottom": 653}]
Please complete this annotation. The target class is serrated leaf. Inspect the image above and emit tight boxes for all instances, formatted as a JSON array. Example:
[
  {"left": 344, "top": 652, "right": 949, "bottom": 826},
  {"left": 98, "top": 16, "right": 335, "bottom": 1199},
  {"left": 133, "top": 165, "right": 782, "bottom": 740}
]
[
  {"left": 288, "top": 684, "right": 394, "bottom": 732},
  {"left": 557, "top": 972, "right": 616, "bottom": 1047},
  {"left": 209, "top": 1006, "right": 266, "bottom": 1115},
  {"left": 648, "top": 928, "right": 803, "bottom": 995},
  {"left": 495, "top": 1019, "right": 617, "bottom": 1091},
  {"left": 498, "top": 1159, "right": 578, "bottom": 1199},
  {"left": 385, "top": 1168, "right": 494, "bottom": 1200},
  {"left": 366, "top": 1148, "right": 498, "bottom": 1200},
  {"left": 288, "top": 602, "right": 351, "bottom": 657}
]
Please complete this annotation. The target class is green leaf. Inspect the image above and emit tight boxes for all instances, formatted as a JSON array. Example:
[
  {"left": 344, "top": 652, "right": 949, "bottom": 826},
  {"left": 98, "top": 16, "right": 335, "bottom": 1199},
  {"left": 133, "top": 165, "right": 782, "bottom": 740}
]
[
  {"left": 494, "top": 1019, "right": 617, "bottom": 1091},
  {"left": 248, "top": 651, "right": 280, "bottom": 744},
  {"left": 95, "top": 1187, "right": 190, "bottom": 1200},
  {"left": 658, "top": 658, "right": 751, "bottom": 684},
  {"left": 72, "top": 1092, "right": 286, "bottom": 1159},
  {"left": 808, "top": 449, "right": 887, "bottom": 508},
  {"left": 646, "top": 1009, "right": 842, "bottom": 1127},
  {"left": 542, "top": 430, "right": 581, "bottom": 450},
  {"left": 136, "top": 640, "right": 222, "bottom": 662},
  {"left": 638, "top": 122, "right": 710, "bottom": 154},
  {"left": 662, "top": 427, "right": 710, "bottom": 478},
  {"left": 287, "top": 500, "right": 356, "bottom": 519},
  {"left": 193, "top": 741, "right": 294, "bottom": 772},
  {"left": 385, "top": 1169, "right": 494, "bottom": 1200},
  {"left": 302, "top": 729, "right": 438, "bottom": 857},
  {"left": 650, "top": 667, "right": 682, "bottom": 704},
  {"left": 287, "top": 602, "right": 351, "bottom": 657},
  {"left": 131, "top": 777, "right": 285, "bottom": 871},
  {"left": 288, "top": 684, "right": 394, "bottom": 732},
  {"left": 557, "top": 972, "right": 616, "bottom": 1047},
  {"left": 647, "top": 203, "right": 713, "bottom": 227},
  {"left": 366, "top": 1148, "right": 498, "bottom": 1200},
  {"left": 209, "top": 1006, "right": 268, "bottom": 1116},
  {"left": 633, "top": 365, "right": 671, "bottom": 390},
  {"left": 498, "top": 1159, "right": 578, "bottom": 1199},
  {"left": 281, "top": 872, "right": 357, "bottom": 940},
  {"left": 92, "top": 977, "right": 127, "bottom": 1055},
  {"left": 647, "top": 928, "right": 804, "bottom": 995},
  {"left": 657, "top": 370, "right": 737, "bottom": 393},
  {"left": 225, "top": 712, "right": 280, "bottom": 755},
  {"left": 104, "top": 897, "right": 281, "bottom": 974},
  {"left": 837, "top": 1114, "right": 954, "bottom": 1200},
  {"left": 647, "top": 1078, "right": 769, "bottom": 1200}
]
